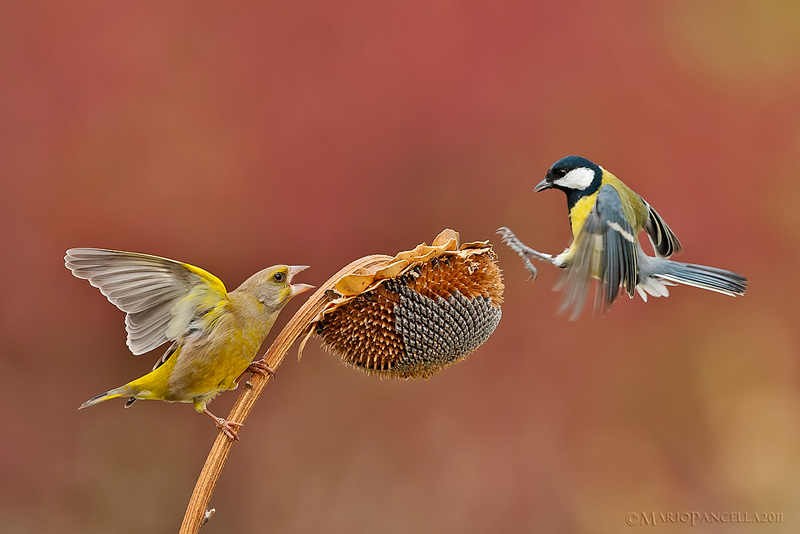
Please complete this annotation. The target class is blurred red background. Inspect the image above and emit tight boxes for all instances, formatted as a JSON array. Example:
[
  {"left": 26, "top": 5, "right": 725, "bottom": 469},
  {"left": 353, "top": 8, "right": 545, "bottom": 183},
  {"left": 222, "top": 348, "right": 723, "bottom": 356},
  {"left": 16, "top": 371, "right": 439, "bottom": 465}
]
[{"left": 2, "top": 2, "right": 799, "bottom": 533}]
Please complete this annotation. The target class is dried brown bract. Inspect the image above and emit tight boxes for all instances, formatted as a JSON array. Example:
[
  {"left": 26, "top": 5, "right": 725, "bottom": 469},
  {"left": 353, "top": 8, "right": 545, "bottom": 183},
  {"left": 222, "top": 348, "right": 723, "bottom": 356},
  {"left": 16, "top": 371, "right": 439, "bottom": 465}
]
[{"left": 302, "top": 229, "right": 504, "bottom": 378}]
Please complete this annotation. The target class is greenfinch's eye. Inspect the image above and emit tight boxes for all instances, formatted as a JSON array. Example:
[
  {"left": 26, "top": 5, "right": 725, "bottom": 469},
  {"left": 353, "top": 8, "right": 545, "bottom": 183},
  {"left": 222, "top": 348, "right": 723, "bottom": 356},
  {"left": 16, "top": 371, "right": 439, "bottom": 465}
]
[{"left": 273, "top": 272, "right": 285, "bottom": 282}]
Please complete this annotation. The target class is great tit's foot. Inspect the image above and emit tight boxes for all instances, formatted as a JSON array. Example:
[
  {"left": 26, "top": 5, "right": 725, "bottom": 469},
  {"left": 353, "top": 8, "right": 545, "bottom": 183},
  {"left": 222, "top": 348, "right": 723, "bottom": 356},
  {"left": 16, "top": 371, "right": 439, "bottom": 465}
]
[
  {"left": 496, "top": 226, "right": 518, "bottom": 245},
  {"left": 522, "top": 258, "right": 538, "bottom": 281},
  {"left": 497, "top": 227, "right": 548, "bottom": 280},
  {"left": 203, "top": 409, "right": 244, "bottom": 441},
  {"left": 247, "top": 359, "right": 275, "bottom": 379}
]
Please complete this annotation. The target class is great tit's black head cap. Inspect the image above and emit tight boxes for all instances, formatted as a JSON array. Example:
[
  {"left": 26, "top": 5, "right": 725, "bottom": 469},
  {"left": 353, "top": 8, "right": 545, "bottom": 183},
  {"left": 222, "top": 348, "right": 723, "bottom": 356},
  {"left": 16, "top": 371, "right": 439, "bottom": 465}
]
[
  {"left": 547, "top": 155, "right": 600, "bottom": 181},
  {"left": 540, "top": 155, "right": 603, "bottom": 192}
]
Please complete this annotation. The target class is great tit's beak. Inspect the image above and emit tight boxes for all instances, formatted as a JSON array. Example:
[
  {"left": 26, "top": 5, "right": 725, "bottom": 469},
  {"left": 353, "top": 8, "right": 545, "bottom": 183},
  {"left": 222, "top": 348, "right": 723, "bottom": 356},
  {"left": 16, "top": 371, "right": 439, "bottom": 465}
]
[
  {"left": 534, "top": 178, "right": 553, "bottom": 193},
  {"left": 287, "top": 265, "right": 314, "bottom": 296}
]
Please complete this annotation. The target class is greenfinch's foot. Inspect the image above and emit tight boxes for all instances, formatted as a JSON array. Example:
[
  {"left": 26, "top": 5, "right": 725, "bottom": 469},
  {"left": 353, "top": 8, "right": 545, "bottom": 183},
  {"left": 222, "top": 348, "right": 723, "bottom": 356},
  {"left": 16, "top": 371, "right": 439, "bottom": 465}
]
[
  {"left": 203, "top": 409, "right": 244, "bottom": 441},
  {"left": 247, "top": 359, "right": 276, "bottom": 379}
]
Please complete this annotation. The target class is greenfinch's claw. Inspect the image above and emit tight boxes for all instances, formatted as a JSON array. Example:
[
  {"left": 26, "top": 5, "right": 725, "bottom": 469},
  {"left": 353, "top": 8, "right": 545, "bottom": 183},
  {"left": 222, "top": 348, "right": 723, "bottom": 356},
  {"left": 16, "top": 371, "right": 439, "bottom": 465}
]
[
  {"left": 204, "top": 409, "right": 244, "bottom": 441},
  {"left": 217, "top": 419, "right": 243, "bottom": 441},
  {"left": 247, "top": 359, "right": 275, "bottom": 379}
]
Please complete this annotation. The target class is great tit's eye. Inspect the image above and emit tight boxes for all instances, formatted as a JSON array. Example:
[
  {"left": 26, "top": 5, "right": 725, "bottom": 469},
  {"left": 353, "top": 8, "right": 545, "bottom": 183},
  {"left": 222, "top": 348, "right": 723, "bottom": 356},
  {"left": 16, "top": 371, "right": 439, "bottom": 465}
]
[
  {"left": 554, "top": 168, "right": 567, "bottom": 178},
  {"left": 273, "top": 272, "right": 285, "bottom": 282}
]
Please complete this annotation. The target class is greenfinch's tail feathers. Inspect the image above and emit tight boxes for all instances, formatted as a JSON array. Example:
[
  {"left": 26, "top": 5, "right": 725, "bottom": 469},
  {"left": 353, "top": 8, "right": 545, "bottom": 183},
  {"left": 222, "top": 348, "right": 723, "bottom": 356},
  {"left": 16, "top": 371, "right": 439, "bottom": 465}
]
[{"left": 79, "top": 386, "right": 137, "bottom": 410}]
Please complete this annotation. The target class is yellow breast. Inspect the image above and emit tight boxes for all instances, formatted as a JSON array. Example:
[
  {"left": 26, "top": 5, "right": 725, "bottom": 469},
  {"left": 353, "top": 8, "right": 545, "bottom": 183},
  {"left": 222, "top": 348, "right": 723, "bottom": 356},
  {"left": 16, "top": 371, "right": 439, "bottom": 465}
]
[
  {"left": 172, "top": 316, "right": 266, "bottom": 399},
  {"left": 125, "top": 295, "right": 276, "bottom": 407},
  {"left": 568, "top": 171, "right": 648, "bottom": 238},
  {"left": 569, "top": 192, "right": 599, "bottom": 239}
]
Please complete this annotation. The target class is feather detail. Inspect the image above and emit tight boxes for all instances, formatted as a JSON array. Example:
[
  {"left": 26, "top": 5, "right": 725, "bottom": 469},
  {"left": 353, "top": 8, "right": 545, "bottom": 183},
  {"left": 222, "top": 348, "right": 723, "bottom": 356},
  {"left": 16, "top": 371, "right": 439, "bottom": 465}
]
[
  {"left": 557, "top": 185, "right": 640, "bottom": 319},
  {"left": 641, "top": 197, "right": 682, "bottom": 258},
  {"left": 65, "top": 248, "right": 230, "bottom": 355}
]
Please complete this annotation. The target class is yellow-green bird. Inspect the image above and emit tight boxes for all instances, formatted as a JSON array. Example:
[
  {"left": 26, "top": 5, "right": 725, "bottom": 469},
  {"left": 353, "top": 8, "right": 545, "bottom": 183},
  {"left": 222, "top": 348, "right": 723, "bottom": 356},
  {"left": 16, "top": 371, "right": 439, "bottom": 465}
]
[
  {"left": 499, "top": 155, "right": 747, "bottom": 319},
  {"left": 66, "top": 248, "right": 313, "bottom": 440}
]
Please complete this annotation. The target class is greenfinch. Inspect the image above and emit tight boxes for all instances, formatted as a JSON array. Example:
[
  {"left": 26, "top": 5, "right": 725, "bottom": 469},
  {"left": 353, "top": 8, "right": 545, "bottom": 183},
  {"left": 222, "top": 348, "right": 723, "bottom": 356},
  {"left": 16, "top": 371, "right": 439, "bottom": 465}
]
[{"left": 66, "top": 248, "right": 313, "bottom": 440}]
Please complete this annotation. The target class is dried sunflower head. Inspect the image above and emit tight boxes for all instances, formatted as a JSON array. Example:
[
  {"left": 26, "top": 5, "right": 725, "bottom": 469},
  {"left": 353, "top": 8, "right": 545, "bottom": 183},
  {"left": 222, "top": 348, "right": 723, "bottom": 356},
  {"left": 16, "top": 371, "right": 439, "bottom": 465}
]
[{"left": 302, "top": 229, "right": 504, "bottom": 379}]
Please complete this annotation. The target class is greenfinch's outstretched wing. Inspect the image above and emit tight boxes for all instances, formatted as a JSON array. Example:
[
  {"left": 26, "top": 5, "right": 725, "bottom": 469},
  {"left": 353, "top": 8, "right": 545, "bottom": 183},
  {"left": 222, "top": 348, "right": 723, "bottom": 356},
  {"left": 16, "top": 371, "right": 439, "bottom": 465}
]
[
  {"left": 65, "top": 248, "right": 229, "bottom": 355},
  {"left": 640, "top": 196, "right": 682, "bottom": 259},
  {"left": 558, "top": 185, "right": 639, "bottom": 319}
]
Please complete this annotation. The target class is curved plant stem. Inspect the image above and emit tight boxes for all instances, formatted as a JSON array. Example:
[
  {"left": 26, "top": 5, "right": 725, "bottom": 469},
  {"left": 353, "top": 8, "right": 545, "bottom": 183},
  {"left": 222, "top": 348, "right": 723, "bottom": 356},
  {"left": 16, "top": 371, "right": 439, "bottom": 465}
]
[{"left": 179, "top": 254, "right": 392, "bottom": 534}]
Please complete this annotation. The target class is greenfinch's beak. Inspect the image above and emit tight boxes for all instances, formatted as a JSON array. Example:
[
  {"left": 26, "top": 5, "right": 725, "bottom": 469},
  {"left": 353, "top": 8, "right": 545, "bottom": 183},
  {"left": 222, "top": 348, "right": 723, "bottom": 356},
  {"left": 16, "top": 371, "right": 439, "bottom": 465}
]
[
  {"left": 534, "top": 178, "right": 553, "bottom": 193},
  {"left": 288, "top": 265, "right": 314, "bottom": 296}
]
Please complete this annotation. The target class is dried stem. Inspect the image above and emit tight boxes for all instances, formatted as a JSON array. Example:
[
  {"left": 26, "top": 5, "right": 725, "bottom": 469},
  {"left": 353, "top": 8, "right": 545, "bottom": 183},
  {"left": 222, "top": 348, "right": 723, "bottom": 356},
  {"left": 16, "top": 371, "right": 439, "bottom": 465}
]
[{"left": 179, "top": 254, "right": 392, "bottom": 534}]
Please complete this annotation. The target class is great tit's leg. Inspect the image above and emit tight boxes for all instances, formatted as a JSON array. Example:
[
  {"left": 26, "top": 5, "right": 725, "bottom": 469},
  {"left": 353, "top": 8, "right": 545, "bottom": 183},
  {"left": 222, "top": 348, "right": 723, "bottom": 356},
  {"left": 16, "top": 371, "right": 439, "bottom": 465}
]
[
  {"left": 497, "top": 227, "right": 556, "bottom": 280},
  {"left": 203, "top": 408, "right": 243, "bottom": 441}
]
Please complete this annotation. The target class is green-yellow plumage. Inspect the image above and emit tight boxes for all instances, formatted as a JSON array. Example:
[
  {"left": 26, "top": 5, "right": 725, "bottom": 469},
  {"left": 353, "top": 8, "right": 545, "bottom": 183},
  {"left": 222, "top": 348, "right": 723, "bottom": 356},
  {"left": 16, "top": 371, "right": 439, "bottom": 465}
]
[{"left": 66, "top": 248, "right": 313, "bottom": 439}]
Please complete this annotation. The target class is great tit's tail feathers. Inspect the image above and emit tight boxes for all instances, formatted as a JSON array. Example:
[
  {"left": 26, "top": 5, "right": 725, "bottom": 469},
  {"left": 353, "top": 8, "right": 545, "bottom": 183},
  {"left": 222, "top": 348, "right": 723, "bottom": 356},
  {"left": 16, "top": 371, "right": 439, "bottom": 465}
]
[
  {"left": 638, "top": 255, "right": 747, "bottom": 300},
  {"left": 79, "top": 386, "right": 138, "bottom": 410}
]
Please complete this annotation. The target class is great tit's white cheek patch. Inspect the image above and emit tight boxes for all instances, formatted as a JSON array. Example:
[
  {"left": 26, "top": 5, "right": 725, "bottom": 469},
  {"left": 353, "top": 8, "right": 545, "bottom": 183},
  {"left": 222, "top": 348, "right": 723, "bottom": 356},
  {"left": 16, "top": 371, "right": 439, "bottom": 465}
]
[{"left": 554, "top": 167, "right": 594, "bottom": 190}]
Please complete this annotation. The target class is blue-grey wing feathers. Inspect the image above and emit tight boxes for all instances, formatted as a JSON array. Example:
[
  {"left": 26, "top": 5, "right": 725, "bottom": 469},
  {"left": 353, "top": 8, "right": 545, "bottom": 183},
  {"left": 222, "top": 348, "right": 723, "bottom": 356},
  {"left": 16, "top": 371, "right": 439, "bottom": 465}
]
[
  {"left": 559, "top": 185, "right": 640, "bottom": 319},
  {"left": 641, "top": 197, "right": 682, "bottom": 258}
]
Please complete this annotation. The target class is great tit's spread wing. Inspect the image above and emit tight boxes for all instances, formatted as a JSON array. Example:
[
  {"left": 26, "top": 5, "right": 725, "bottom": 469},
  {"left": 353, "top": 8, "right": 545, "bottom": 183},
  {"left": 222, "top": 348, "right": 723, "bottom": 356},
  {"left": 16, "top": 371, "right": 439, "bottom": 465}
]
[
  {"left": 556, "top": 223, "right": 601, "bottom": 320},
  {"left": 559, "top": 185, "right": 639, "bottom": 318},
  {"left": 640, "top": 196, "right": 682, "bottom": 259},
  {"left": 65, "top": 248, "right": 229, "bottom": 355}
]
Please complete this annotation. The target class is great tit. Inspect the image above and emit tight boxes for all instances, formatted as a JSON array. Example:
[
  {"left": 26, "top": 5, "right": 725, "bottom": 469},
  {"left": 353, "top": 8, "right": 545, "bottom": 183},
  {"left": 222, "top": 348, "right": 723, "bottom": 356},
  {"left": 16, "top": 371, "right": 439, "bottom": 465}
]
[{"left": 498, "top": 155, "right": 747, "bottom": 319}]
